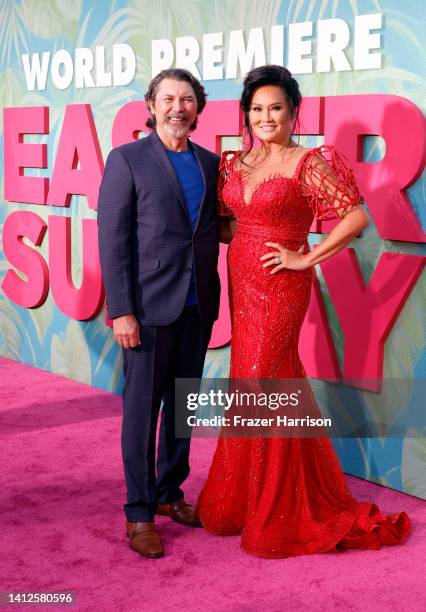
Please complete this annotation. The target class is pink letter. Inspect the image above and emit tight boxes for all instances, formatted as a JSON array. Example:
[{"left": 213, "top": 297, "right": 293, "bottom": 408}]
[
  {"left": 48, "top": 216, "right": 104, "bottom": 320},
  {"left": 320, "top": 248, "right": 425, "bottom": 390},
  {"left": 3, "top": 106, "right": 49, "bottom": 205},
  {"left": 192, "top": 100, "right": 243, "bottom": 153},
  {"left": 299, "top": 271, "right": 341, "bottom": 380},
  {"left": 323, "top": 94, "right": 425, "bottom": 242},
  {"left": 47, "top": 105, "right": 104, "bottom": 210},
  {"left": 1, "top": 211, "right": 49, "bottom": 307},
  {"left": 112, "top": 101, "right": 150, "bottom": 147}
]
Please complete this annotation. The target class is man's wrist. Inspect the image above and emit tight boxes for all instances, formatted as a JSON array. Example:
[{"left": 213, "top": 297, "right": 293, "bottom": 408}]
[{"left": 111, "top": 312, "right": 135, "bottom": 320}]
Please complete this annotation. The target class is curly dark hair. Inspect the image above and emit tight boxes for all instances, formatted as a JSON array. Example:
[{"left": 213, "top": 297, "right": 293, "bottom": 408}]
[
  {"left": 240, "top": 65, "right": 302, "bottom": 160},
  {"left": 144, "top": 68, "right": 207, "bottom": 130}
]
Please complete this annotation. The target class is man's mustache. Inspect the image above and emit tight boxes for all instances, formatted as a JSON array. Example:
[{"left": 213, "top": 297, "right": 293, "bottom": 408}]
[{"left": 166, "top": 113, "right": 189, "bottom": 121}]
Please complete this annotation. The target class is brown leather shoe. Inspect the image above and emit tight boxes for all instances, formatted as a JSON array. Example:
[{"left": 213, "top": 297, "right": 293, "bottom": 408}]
[
  {"left": 126, "top": 521, "right": 163, "bottom": 558},
  {"left": 156, "top": 499, "right": 202, "bottom": 527}
]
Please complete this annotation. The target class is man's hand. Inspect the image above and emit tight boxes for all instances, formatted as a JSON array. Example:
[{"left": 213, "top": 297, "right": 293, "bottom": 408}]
[{"left": 112, "top": 314, "right": 142, "bottom": 349}]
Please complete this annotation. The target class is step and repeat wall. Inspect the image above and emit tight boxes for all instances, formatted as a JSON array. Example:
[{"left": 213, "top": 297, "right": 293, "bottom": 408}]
[{"left": 0, "top": 0, "right": 425, "bottom": 498}]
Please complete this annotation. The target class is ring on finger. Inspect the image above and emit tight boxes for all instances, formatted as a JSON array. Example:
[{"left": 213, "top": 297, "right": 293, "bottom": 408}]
[{"left": 274, "top": 256, "right": 281, "bottom": 265}]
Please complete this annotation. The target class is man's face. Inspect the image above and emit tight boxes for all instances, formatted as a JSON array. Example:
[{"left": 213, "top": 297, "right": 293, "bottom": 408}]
[{"left": 149, "top": 78, "right": 198, "bottom": 139}]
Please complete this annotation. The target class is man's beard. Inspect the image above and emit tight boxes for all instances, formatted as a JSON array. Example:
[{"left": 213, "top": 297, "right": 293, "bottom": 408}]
[{"left": 162, "top": 114, "right": 191, "bottom": 138}]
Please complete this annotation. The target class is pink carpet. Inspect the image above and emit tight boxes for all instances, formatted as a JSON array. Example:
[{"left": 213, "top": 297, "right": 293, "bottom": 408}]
[{"left": 1, "top": 356, "right": 425, "bottom": 611}]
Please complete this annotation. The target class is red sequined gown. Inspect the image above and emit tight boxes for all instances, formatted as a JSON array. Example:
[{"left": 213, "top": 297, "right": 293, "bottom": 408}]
[{"left": 196, "top": 146, "right": 410, "bottom": 558}]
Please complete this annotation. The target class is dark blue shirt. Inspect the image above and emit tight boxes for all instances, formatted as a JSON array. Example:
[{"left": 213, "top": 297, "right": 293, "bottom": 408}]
[{"left": 166, "top": 148, "right": 204, "bottom": 306}]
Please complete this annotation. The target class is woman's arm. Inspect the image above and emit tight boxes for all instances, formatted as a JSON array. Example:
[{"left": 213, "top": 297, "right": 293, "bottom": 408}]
[
  {"left": 262, "top": 207, "right": 369, "bottom": 272},
  {"left": 262, "top": 146, "right": 369, "bottom": 273},
  {"left": 304, "top": 205, "right": 369, "bottom": 267}
]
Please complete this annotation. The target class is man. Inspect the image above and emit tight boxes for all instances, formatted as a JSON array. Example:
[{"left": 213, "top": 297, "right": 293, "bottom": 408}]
[{"left": 97, "top": 69, "right": 220, "bottom": 558}]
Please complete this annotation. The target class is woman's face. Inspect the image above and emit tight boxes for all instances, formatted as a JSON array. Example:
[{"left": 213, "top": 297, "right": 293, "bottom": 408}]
[{"left": 248, "top": 85, "right": 293, "bottom": 146}]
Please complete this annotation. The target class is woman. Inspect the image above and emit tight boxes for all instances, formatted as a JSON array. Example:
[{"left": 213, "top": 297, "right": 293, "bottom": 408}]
[{"left": 196, "top": 65, "right": 410, "bottom": 558}]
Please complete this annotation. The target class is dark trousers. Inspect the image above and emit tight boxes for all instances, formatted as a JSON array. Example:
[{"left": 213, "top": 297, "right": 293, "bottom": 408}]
[{"left": 121, "top": 306, "right": 212, "bottom": 522}]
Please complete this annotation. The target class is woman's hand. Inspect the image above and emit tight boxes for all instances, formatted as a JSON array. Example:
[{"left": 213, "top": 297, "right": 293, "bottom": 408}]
[{"left": 260, "top": 242, "right": 310, "bottom": 274}]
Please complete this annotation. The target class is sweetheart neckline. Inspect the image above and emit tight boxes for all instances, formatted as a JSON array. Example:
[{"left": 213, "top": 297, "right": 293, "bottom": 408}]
[
  {"left": 237, "top": 171, "right": 298, "bottom": 207},
  {"left": 232, "top": 148, "right": 313, "bottom": 207}
]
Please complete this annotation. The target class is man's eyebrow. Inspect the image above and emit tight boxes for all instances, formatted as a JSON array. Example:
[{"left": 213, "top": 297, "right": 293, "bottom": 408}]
[{"left": 161, "top": 92, "right": 195, "bottom": 97}]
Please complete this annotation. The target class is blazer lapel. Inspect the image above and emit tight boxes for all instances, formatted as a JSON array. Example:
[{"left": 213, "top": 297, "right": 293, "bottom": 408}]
[{"left": 148, "top": 130, "right": 190, "bottom": 224}]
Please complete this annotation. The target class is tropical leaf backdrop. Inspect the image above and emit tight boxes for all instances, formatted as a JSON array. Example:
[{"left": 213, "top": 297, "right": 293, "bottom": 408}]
[{"left": 0, "top": 0, "right": 425, "bottom": 497}]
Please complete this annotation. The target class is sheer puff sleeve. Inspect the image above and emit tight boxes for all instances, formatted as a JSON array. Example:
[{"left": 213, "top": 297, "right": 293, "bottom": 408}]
[
  {"left": 297, "top": 145, "right": 363, "bottom": 221},
  {"left": 217, "top": 150, "right": 239, "bottom": 219}
]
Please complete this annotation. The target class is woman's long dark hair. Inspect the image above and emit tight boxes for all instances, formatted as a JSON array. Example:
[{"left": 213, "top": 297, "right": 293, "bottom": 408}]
[{"left": 240, "top": 65, "right": 302, "bottom": 163}]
